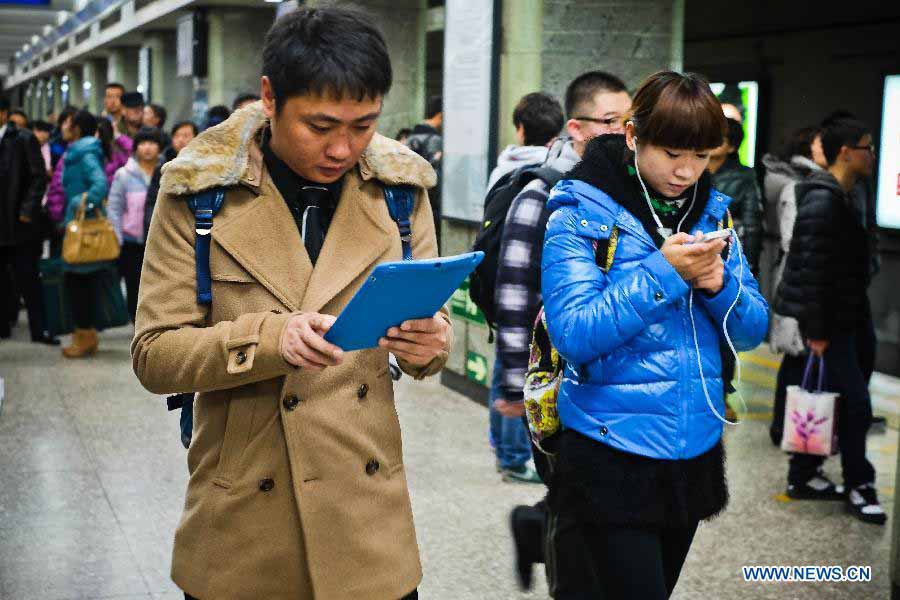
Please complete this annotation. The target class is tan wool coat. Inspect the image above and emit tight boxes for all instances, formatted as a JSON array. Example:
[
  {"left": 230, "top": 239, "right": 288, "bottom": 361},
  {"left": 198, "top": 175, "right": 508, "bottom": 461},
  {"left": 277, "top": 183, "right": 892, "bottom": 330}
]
[{"left": 132, "top": 103, "right": 452, "bottom": 600}]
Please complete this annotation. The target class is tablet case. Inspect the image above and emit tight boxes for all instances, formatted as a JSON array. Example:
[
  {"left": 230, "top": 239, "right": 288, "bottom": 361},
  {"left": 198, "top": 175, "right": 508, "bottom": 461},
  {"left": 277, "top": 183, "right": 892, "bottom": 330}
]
[{"left": 325, "top": 251, "right": 484, "bottom": 352}]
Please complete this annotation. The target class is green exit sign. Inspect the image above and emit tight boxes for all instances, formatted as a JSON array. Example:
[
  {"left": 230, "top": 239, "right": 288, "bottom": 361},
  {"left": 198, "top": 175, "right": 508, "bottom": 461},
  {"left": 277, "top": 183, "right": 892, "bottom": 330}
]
[
  {"left": 450, "top": 278, "right": 486, "bottom": 326},
  {"left": 466, "top": 351, "right": 488, "bottom": 386}
]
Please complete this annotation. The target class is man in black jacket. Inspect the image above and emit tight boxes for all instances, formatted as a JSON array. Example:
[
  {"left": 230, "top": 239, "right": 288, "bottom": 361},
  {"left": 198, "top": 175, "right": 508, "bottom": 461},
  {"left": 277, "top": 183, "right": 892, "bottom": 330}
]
[
  {"left": 0, "top": 98, "right": 53, "bottom": 343},
  {"left": 776, "top": 118, "right": 884, "bottom": 525}
]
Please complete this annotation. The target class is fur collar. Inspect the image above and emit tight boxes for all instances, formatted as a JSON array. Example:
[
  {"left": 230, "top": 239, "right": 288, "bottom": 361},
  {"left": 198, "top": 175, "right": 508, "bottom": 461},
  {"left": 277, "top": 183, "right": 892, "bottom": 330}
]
[{"left": 160, "top": 101, "right": 436, "bottom": 197}]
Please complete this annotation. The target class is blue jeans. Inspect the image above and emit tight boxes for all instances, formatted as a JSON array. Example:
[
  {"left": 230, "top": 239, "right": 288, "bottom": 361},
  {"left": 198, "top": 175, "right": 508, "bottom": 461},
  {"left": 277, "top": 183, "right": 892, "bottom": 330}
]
[{"left": 489, "top": 356, "right": 532, "bottom": 470}]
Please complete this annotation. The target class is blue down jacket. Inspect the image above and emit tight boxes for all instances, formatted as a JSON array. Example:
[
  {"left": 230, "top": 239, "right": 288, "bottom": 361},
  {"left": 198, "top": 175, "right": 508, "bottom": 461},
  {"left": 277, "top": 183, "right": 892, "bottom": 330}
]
[{"left": 541, "top": 179, "right": 769, "bottom": 460}]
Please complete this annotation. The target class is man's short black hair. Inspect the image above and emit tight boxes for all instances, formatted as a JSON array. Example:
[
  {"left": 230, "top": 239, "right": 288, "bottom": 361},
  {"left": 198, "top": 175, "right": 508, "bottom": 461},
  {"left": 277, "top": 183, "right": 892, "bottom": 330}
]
[
  {"left": 147, "top": 103, "right": 167, "bottom": 128},
  {"left": 106, "top": 82, "right": 125, "bottom": 93},
  {"left": 233, "top": 93, "right": 261, "bottom": 110},
  {"left": 262, "top": 6, "right": 392, "bottom": 113},
  {"left": 512, "top": 92, "right": 564, "bottom": 147},
  {"left": 31, "top": 120, "right": 53, "bottom": 133},
  {"left": 71, "top": 110, "right": 98, "bottom": 138},
  {"left": 725, "top": 117, "right": 744, "bottom": 151},
  {"left": 425, "top": 95, "right": 442, "bottom": 119},
  {"left": 0, "top": 96, "right": 10, "bottom": 112},
  {"left": 171, "top": 120, "right": 198, "bottom": 138},
  {"left": 122, "top": 92, "right": 144, "bottom": 108},
  {"left": 821, "top": 118, "right": 870, "bottom": 166},
  {"left": 133, "top": 127, "right": 163, "bottom": 152},
  {"left": 205, "top": 105, "right": 231, "bottom": 129},
  {"left": 564, "top": 71, "right": 628, "bottom": 118}
]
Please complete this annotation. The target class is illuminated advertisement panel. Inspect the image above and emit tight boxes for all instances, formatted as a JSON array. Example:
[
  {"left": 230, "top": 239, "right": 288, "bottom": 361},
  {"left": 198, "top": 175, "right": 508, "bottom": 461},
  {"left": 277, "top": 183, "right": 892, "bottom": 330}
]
[
  {"left": 876, "top": 75, "right": 900, "bottom": 229},
  {"left": 711, "top": 81, "right": 759, "bottom": 168}
]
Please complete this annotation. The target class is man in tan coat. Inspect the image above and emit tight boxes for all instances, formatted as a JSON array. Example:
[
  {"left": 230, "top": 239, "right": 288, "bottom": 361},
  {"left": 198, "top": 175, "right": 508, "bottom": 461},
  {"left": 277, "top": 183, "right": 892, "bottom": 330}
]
[{"left": 132, "top": 7, "right": 451, "bottom": 599}]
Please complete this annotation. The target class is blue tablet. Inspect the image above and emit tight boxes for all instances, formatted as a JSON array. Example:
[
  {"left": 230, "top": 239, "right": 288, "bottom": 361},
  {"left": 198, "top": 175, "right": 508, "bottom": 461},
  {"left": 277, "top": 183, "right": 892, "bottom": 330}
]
[{"left": 325, "top": 251, "right": 484, "bottom": 352}]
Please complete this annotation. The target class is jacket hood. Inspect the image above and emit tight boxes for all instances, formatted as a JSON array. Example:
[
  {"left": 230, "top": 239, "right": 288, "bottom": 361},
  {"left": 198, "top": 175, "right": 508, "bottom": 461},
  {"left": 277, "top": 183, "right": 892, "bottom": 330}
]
[
  {"left": 546, "top": 139, "right": 581, "bottom": 173},
  {"left": 790, "top": 155, "right": 823, "bottom": 176},
  {"left": 65, "top": 136, "right": 104, "bottom": 164},
  {"left": 796, "top": 169, "right": 844, "bottom": 199},
  {"left": 161, "top": 101, "right": 437, "bottom": 196},
  {"left": 496, "top": 144, "right": 550, "bottom": 170},
  {"left": 762, "top": 153, "right": 797, "bottom": 202},
  {"left": 549, "top": 134, "right": 718, "bottom": 237}
]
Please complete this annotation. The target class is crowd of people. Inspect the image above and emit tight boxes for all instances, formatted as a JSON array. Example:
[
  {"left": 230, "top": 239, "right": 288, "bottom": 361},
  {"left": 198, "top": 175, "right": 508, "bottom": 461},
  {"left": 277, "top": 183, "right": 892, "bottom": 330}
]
[
  {"left": 0, "top": 5, "right": 888, "bottom": 599},
  {"left": 0, "top": 87, "right": 259, "bottom": 355},
  {"left": 460, "top": 70, "right": 886, "bottom": 597}
]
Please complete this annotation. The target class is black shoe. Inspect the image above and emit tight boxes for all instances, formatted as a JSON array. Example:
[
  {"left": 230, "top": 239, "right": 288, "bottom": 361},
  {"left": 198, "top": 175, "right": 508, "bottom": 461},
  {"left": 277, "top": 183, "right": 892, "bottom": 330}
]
[
  {"left": 510, "top": 505, "right": 542, "bottom": 591},
  {"left": 31, "top": 333, "right": 60, "bottom": 346},
  {"left": 787, "top": 471, "right": 844, "bottom": 501},
  {"left": 847, "top": 484, "right": 887, "bottom": 525}
]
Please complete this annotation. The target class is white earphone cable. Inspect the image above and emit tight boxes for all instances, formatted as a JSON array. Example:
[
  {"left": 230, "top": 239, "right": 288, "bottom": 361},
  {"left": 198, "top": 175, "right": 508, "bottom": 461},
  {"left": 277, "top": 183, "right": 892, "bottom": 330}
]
[{"left": 632, "top": 139, "right": 746, "bottom": 426}]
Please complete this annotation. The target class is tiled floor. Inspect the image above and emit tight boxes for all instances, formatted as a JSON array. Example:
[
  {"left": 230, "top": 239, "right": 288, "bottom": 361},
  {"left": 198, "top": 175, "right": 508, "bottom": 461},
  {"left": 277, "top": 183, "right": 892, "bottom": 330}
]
[{"left": 0, "top": 323, "right": 896, "bottom": 599}]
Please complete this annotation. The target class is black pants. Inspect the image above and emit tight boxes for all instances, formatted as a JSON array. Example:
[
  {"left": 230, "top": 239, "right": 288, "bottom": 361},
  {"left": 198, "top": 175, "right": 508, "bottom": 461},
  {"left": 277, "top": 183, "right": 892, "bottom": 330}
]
[
  {"left": 0, "top": 241, "right": 46, "bottom": 339},
  {"left": 788, "top": 316, "right": 877, "bottom": 489},
  {"left": 771, "top": 352, "right": 808, "bottom": 445},
  {"left": 547, "top": 506, "right": 698, "bottom": 600},
  {"left": 118, "top": 241, "right": 144, "bottom": 323},
  {"left": 65, "top": 271, "right": 100, "bottom": 329},
  {"left": 185, "top": 590, "right": 419, "bottom": 600}
]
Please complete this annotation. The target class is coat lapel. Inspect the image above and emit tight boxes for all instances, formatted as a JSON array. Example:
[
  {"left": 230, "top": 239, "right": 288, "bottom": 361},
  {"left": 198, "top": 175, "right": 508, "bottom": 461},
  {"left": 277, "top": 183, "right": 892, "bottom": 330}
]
[
  {"left": 302, "top": 171, "right": 393, "bottom": 314},
  {"left": 211, "top": 178, "right": 313, "bottom": 312}
]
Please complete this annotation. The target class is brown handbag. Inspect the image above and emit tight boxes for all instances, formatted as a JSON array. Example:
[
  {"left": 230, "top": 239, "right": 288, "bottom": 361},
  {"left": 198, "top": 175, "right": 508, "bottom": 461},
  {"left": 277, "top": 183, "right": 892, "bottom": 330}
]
[{"left": 62, "top": 193, "right": 121, "bottom": 264}]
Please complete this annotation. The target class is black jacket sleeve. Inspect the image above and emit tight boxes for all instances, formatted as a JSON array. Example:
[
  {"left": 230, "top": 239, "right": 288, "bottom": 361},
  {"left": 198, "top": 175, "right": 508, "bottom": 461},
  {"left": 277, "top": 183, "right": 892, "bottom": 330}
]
[
  {"left": 144, "top": 164, "right": 162, "bottom": 241},
  {"left": 731, "top": 171, "right": 764, "bottom": 274},
  {"left": 19, "top": 131, "right": 47, "bottom": 223},
  {"left": 778, "top": 189, "right": 836, "bottom": 340}
]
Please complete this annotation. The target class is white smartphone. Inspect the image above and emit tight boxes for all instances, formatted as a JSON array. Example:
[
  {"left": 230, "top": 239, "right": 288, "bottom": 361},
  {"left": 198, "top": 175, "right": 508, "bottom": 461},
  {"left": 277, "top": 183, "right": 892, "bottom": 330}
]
[{"left": 694, "top": 229, "right": 732, "bottom": 242}]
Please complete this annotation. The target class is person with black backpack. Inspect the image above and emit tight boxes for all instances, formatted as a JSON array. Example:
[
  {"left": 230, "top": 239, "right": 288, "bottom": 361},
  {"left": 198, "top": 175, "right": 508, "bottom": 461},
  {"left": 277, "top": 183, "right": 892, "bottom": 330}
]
[{"left": 485, "top": 92, "right": 564, "bottom": 191}]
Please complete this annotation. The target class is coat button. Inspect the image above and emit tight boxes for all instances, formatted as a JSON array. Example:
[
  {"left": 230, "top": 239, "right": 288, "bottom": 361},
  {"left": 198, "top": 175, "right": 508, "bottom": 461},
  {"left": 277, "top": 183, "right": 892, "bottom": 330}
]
[
  {"left": 357, "top": 384, "right": 369, "bottom": 399},
  {"left": 283, "top": 395, "right": 300, "bottom": 410},
  {"left": 599, "top": 426, "right": 609, "bottom": 436},
  {"left": 365, "top": 459, "right": 380, "bottom": 476},
  {"left": 600, "top": 224, "right": 609, "bottom": 232},
  {"left": 235, "top": 350, "right": 247, "bottom": 365},
  {"left": 580, "top": 219, "right": 589, "bottom": 227},
  {"left": 654, "top": 291, "right": 664, "bottom": 301},
  {"left": 258, "top": 478, "right": 275, "bottom": 492}
]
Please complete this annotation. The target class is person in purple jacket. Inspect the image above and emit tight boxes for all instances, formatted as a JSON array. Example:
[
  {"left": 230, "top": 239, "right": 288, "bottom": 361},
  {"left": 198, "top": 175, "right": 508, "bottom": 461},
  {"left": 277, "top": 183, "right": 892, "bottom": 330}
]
[{"left": 97, "top": 118, "right": 132, "bottom": 186}]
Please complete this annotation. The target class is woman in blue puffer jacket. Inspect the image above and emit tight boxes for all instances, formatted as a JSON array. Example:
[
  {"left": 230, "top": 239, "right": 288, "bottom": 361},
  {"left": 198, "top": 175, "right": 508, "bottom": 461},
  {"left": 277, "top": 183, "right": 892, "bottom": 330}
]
[{"left": 541, "top": 72, "right": 768, "bottom": 599}]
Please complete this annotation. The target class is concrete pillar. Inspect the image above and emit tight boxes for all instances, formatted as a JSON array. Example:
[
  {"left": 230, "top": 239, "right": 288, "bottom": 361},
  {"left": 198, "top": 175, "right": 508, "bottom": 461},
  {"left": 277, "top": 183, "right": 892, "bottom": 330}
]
[
  {"left": 498, "top": 0, "right": 543, "bottom": 149},
  {"left": 82, "top": 58, "right": 107, "bottom": 114},
  {"left": 64, "top": 65, "right": 84, "bottom": 108},
  {"left": 333, "top": 0, "right": 427, "bottom": 139},
  {"left": 107, "top": 47, "right": 139, "bottom": 91},
  {"left": 206, "top": 9, "right": 275, "bottom": 108},
  {"left": 48, "top": 74, "right": 62, "bottom": 118},
  {"left": 33, "top": 79, "right": 45, "bottom": 120},
  {"left": 24, "top": 83, "right": 35, "bottom": 120},
  {"left": 142, "top": 31, "right": 193, "bottom": 123},
  {"left": 541, "top": 0, "right": 677, "bottom": 93}
]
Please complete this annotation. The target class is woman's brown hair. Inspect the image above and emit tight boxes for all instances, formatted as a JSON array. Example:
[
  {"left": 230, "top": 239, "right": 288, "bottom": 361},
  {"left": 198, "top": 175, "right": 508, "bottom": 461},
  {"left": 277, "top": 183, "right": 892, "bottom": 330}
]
[{"left": 626, "top": 71, "right": 726, "bottom": 151}]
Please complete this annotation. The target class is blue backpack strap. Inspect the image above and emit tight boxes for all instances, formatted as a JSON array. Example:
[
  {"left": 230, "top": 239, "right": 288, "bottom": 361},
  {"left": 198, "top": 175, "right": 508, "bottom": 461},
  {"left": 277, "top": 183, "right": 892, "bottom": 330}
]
[
  {"left": 186, "top": 188, "right": 227, "bottom": 304},
  {"left": 383, "top": 185, "right": 415, "bottom": 260}
]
